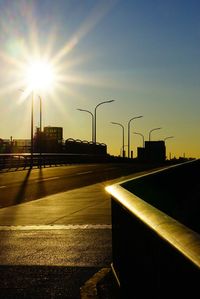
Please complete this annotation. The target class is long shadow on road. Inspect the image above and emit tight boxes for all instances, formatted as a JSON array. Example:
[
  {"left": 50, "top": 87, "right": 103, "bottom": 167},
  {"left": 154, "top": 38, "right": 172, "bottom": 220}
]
[
  {"left": 14, "top": 169, "right": 32, "bottom": 205},
  {"left": 10, "top": 168, "right": 47, "bottom": 207}
]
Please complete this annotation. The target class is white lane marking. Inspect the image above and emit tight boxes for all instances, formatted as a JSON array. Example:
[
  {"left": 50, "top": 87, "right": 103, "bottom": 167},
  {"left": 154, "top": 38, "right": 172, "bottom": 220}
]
[
  {"left": 0, "top": 186, "right": 6, "bottom": 189},
  {"left": 77, "top": 171, "right": 93, "bottom": 175},
  {"left": 0, "top": 224, "right": 111, "bottom": 231},
  {"left": 35, "top": 176, "right": 60, "bottom": 183}
]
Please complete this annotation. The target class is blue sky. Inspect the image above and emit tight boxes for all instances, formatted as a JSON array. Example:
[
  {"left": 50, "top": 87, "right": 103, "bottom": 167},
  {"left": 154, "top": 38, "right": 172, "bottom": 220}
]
[{"left": 0, "top": 0, "right": 200, "bottom": 158}]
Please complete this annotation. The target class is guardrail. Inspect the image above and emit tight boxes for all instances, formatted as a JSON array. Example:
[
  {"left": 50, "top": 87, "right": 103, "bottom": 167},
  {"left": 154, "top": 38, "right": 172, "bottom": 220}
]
[
  {"left": 106, "top": 160, "right": 200, "bottom": 298},
  {"left": 0, "top": 153, "right": 146, "bottom": 171},
  {"left": 0, "top": 153, "right": 111, "bottom": 170},
  {"left": 0, "top": 152, "right": 189, "bottom": 172}
]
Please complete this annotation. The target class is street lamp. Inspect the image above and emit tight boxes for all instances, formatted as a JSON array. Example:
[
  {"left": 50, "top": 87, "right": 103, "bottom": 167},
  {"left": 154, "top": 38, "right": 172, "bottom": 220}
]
[
  {"left": 128, "top": 116, "right": 143, "bottom": 158},
  {"left": 133, "top": 132, "right": 145, "bottom": 148},
  {"left": 30, "top": 91, "right": 34, "bottom": 167},
  {"left": 77, "top": 108, "right": 94, "bottom": 142},
  {"left": 37, "top": 95, "right": 43, "bottom": 165},
  {"left": 149, "top": 127, "right": 162, "bottom": 141},
  {"left": 111, "top": 122, "right": 125, "bottom": 157},
  {"left": 19, "top": 91, "right": 44, "bottom": 166},
  {"left": 38, "top": 95, "right": 42, "bottom": 133},
  {"left": 19, "top": 89, "right": 34, "bottom": 167},
  {"left": 120, "top": 145, "right": 128, "bottom": 157},
  {"left": 94, "top": 100, "right": 115, "bottom": 143},
  {"left": 164, "top": 136, "right": 174, "bottom": 142}
]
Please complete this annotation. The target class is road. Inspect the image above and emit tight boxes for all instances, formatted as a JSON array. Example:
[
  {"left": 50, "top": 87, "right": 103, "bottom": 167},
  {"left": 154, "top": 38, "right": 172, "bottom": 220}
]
[
  {"left": 0, "top": 228, "right": 112, "bottom": 299},
  {"left": 0, "top": 162, "right": 154, "bottom": 208},
  {"left": 0, "top": 163, "right": 161, "bottom": 298}
]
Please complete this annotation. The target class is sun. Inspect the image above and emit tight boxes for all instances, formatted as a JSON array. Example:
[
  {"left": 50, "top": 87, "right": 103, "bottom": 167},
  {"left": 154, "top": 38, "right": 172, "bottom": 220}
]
[{"left": 25, "top": 59, "right": 56, "bottom": 92}]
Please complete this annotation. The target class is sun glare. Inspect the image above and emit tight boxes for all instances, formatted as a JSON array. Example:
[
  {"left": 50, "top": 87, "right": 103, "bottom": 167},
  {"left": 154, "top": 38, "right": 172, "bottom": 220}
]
[
  {"left": 25, "top": 59, "right": 55, "bottom": 91},
  {"left": 0, "top": 0, "right": 119, "bottom": 110}
]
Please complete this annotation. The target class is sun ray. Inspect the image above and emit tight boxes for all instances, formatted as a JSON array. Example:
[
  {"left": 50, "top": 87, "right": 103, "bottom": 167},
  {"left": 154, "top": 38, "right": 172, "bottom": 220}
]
[
  {"left": 0, "top": 0, "right": 120, "bottom": 119},
  {"left": 0, "top": 49, "right": 26, "bottom": 71},
  {"left": 52, "top": 0, "right": 118, "bottom": 65}
]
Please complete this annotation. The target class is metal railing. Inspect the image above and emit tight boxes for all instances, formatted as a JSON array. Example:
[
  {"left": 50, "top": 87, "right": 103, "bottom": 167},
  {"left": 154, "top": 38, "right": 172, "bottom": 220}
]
[
  {"left": 0, "top": 152, "right": 188, "bottom": 172},
  {"left": 0, "top": 153, "right": 111, "bottom": 170},
  {"left": 0, "top": 153, "right": 146, "bottom": 171},
  {"left": 106, "top": 160, "right": 200, "bottom": 298}
]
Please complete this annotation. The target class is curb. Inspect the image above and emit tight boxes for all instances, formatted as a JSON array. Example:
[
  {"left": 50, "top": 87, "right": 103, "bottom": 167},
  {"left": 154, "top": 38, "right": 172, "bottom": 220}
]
[{"left": 80, "top": 267, "right": 111, "bottom": 299}]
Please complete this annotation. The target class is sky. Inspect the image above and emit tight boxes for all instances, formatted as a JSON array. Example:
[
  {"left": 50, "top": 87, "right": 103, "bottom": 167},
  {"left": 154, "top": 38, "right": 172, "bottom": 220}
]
[{"left": 0, "top": 0, "right": 200, "bottom": 158}]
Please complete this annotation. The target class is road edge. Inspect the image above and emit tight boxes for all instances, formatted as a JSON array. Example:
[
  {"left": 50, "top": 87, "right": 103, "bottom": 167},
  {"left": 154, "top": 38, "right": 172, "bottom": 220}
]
[{"left": 80, "top": 267, "right": 111, "bottom": 299}]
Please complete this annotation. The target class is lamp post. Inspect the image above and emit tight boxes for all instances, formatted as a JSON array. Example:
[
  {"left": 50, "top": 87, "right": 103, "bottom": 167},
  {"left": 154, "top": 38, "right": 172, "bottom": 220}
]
[
  {"left": 149, "top": 127, "right": 162, "bottom": 141},
  {"left": 77, "top": 108, "right": 94, "bottom": 142},
  {"left": 120, "top": 145, "right": 128, "bottom": 157},
  {"left": 19, "top": 89, "right": 34, "bottom": 167},
  {"left": 164, "top": 136, "right": 174, "bottom": 142},
  {"left": 38, "top": 95, "right": 42, "bottom": 133},
  {"left": 37, "top": 95, "right": 43, "bottom": 166},
  {"left": 133, "top": 132, "right": 145, "bottom": 148},
  {"left": 31, "top": 93, "right": 43, "bottom": 162},
  {"left": 30, "top": 91, "right": 34, "bottom": 167},
  {"left": 111, "top": 122, "right": 125, "bottom": 157},
  {"left": 31, "top": 92, "right": 43, "bottom": 166},
  {"left": 128, "top": 116, "right": 143, "bottom": 158},
  {"left": 94, "top": 100, "right": 115, "bottom": 143}
]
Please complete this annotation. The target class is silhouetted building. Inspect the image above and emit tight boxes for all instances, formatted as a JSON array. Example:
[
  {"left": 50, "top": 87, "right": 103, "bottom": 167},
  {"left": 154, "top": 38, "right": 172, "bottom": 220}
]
[
  {"left": 65, "top": 138, "right": 107, "bottom": 155},
  {"left": 0, "top": 139, "right": 31, "bottom": 153},
  {"left": 34, "top": 127, "right": 63, "bottom": 153},
  {"left": 0, "top": 139, "right": 11, "bottom": 153},
  {"left": 137, "top": 141, "right": 166, "bottom": 163},
  {"left": 44, "top": 126, "right": 63, "bottom": 143},
  {"left": 12, "top": 139, "right": 31, "bottom": 152},
  {"left": 137, "top": 147, "right": 146, "bottom": 161}
]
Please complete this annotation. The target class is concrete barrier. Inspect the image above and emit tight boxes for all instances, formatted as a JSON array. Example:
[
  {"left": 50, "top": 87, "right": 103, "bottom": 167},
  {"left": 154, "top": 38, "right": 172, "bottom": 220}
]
[{"left": 106, "top": 159, "right": 200, "bottom": 298}]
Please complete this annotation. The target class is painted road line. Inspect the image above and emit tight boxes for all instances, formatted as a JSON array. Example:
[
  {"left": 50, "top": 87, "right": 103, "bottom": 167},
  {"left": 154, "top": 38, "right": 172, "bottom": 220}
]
[
  {"left": 0, "top": 224, "right": 112, "bottom": 231},
  {"left": 77, "top": 171, "right": 93, "bottom": 175},
  {"left": 35, "top": 176, "right": 60, "bottom": 183},
  {"left": 0, "top": 186, "right": 6, "bottom": 189}
]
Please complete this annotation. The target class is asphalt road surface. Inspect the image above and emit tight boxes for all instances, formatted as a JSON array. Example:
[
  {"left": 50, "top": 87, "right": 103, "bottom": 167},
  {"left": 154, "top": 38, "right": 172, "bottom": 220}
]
[
  {"left": 0, "top": 227, "right": 112, "bottom": 299},
  {"left": 0, "top": 162, "right": 154, "bottom": 208},
  {"left": 0, "top": 163, "right": 161, "bottom": 298}
]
